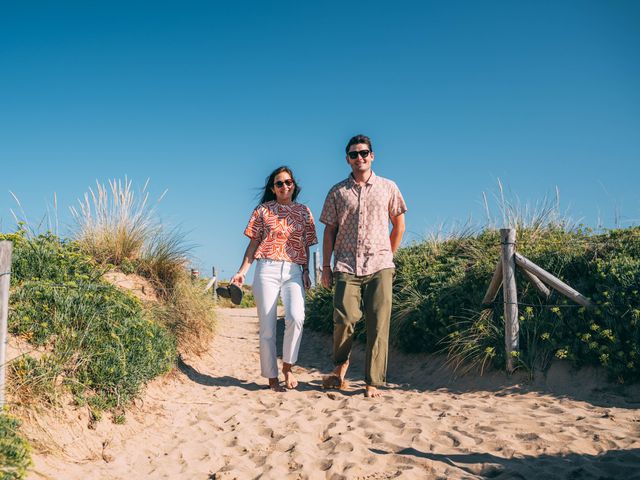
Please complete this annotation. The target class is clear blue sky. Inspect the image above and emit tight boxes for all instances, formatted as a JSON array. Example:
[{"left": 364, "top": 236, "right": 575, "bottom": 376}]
[{"left": 1, "top": 1, "right": 639, "bottom": 280}]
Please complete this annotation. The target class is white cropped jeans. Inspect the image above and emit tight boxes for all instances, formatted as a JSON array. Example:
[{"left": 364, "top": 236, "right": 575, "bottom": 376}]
[{"left": 252, "top": 259, "right": 305, "bottom": 378}]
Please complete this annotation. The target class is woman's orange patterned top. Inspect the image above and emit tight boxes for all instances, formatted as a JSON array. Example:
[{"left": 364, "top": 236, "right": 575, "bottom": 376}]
[{"left": 244, "top": 201, "right": 318, "bottom": 265}]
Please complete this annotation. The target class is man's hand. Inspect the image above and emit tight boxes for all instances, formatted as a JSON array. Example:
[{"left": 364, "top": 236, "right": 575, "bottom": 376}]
[{"left": 321, "top": 266, "right": 333, "bottom": 289}]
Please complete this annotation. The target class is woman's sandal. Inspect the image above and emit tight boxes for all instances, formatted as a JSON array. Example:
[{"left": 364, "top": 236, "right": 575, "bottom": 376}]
[{"left": 216, "top": 284, "right": 244, "bottom": 305}]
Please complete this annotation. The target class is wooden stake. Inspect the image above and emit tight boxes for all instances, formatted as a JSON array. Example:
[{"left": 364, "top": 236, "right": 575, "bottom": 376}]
[
  {"left": 515, "top": 253, "right": 592, "bottom": 308},
  {"left": 520, "top": 267, "right": 551, "bottom": 299},
  {"left": 212, "top": 266, "right": 218, "bottom": 300},
  {"left": 0, "top": 241, "right": 13, "bottom": 407},
  {"left": 501, "top": 229, "right": 519, "bottom": 373},
  {"left": 313, "top": 251, "right": 321, "bottom": 287},
  {"left": 482, "top": 260, "right": 503, "bottom": 305}
]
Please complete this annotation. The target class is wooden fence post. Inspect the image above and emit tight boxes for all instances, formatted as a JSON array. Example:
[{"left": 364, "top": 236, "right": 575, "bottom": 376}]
[
  {"left": 0, "top": 241, "right": 13, "bottom": 407},
  {"left": 212, "top": 266, "right": 218, "bottom": 300},
  {"left": 501, "top": 229, "right": 519, "bottom": 373},
  {"left": 313, "top": 251, "right": 321, "bottom": 287}
]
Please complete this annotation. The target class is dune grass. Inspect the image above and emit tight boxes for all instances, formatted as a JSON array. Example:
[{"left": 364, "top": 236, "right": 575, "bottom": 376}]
[{"left": 70, "top": 177, "right": 192, "bottom": 296}]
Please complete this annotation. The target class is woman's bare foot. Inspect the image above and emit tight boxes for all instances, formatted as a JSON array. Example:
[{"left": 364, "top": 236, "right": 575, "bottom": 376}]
[
  {"left": 268, "top": 377, "right": 285, "bottom": 392},
  {"left": 365, "top": 385, "right": 382, "bottom": 398},
  {"left": 282, "top": 363, "right": 298, "bottom": 389}
]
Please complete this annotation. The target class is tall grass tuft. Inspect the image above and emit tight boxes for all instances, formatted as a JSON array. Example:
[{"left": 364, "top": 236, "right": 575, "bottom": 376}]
[
  {"left": 70, "top": 177, "right": 163, "bottom": 265},
  {"left": 149, "top": 272, "right": 217, "bottom": 357},
  {"left": 70, "top": 177, "right": 192, "bottom": 293},
  {"left": 138, "top": 228, "right": 191, "bottom": 298}
]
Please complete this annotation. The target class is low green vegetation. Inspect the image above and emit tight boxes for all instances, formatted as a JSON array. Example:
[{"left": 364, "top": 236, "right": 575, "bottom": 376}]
[
  {"left": 3, "top": 230, "right": 176, "bottom": 412},
  {"left": 306, "top": 226, "right": 640, "bottom": 383},
  {"left": 1, "top": 178, "right": 217, "bottom": 478},
  {"left": 0, "top": 413, "right": 31, "bottom": 480}
]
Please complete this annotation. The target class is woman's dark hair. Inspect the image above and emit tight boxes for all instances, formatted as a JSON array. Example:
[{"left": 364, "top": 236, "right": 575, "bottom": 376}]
[{"left": 259, "top": 166, "right": 301, "bottom": 204}]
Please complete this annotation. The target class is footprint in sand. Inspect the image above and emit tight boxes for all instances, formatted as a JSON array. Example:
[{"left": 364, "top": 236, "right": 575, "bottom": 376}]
[
  {"left": 515, "top": 432, "right": 541, "bottom": 442},
  {"left": 475, "top": 424, "right": 496, "bottom": 433},
  {"left": 386, "top": 418, "right": 405, "bottom": 429},
  {"left": 334, "top": 441, "right": 355, "bottom": 453},
  {"left": 257, "top": 427, "right": 274, "bottom": 438},
  {"left": 453, "top": 426, "right": 484, "bottom": 445}
]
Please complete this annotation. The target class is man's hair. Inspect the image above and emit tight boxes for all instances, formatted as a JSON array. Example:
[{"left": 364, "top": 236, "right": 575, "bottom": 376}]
[{"left": 345, "top": 134, "right": 373, "bottom": 154}]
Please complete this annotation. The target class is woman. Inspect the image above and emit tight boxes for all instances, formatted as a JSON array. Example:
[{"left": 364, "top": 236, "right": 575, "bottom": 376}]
[{"left": 231, "top": 166, "right": 317, "bottom": 391}]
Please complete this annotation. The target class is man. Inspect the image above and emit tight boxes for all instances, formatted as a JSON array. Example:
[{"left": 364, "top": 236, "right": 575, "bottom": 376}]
[{"left": 320, "top": 134, "right": 407, "bottom": 398}]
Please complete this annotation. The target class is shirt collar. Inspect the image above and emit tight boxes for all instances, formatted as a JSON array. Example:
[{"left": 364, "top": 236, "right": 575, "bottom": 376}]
[{"left": 348, "top": 171, "right": 376, "bottom": 186}]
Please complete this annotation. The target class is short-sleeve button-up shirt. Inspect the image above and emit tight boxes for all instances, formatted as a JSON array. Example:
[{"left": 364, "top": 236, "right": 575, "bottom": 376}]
[
  {"left": 245, "top": 201, "right": 318, "bottom": 265},
  {"left": 320, "top": 172, "right": 407, "bottom": 276}
]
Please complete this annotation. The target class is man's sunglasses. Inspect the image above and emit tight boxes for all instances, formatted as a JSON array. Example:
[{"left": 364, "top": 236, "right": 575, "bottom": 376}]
[
  {"left": 348, "top": 150, "right": 370, "bottom": 160},
  {"left": 274, "top": 179, "right": 295, "bottom": 188}
]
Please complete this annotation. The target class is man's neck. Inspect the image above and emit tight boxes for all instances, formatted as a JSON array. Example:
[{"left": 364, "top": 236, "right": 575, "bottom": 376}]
[{"left": 351, "top": 170, "right": 372, "bottom": 185}]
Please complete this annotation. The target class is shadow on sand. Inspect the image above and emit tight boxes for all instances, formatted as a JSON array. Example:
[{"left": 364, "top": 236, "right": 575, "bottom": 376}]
[
  {"left": 294, "top": 322, "right": 640, "bottom": 409},
  {"left": 369, "top": 446, "right": 640, "bottom": 480},
  {"left": 181, "top": 311, "right": 640, "bottom": 408},
  {"left": 177, "top": 355, "right": 264, "bottom": 391}
]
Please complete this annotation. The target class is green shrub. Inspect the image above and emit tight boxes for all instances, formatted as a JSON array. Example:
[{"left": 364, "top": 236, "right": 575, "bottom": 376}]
[
  {"left": 305, "top": 226, "right": 640, "bottom": 382},
  {"left": 3, "top": 231, "right": 177, "bottom": 410},
  {"left": 0, "top": 413, "right": 31, "bottom": 480}
]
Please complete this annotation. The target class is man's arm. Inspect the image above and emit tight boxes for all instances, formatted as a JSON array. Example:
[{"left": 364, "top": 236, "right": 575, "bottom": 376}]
[
  {"left": 389, "top": 213, "right": 406, "bottom": 254},
  {"left": 321, "top": 224, "right": 338, "bottom": 288}
]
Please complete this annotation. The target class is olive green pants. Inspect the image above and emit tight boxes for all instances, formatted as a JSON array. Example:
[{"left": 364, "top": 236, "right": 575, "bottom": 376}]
[{"left": 333, "top": 268, "right": 394, "bottom": 387}]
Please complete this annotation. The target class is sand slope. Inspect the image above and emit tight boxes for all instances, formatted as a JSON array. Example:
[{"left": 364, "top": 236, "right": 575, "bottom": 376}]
[{"left": 27, "top": 307, "right": 640, "bottom": 480}]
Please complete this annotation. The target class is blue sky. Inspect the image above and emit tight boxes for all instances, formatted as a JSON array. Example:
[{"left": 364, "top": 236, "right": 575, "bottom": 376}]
[{"left": 1, "top": 1, "right": 639, "bottom": 280}]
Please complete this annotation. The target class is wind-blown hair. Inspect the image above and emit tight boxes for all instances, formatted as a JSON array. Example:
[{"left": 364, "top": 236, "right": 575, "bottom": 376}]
[{"left": 259, "top": 166, "right": 301, "bottom": 204}]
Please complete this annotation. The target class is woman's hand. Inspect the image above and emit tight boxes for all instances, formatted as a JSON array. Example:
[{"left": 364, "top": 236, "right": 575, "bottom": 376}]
[
  {"left": 302, "top": 270, "right": 311, "bottom": 289},
  {"left": 321, "top": 266, "right": 333, "bottom": 289},
  {"left": 231, "top": 272, "right": 245, "bottom": 287}
]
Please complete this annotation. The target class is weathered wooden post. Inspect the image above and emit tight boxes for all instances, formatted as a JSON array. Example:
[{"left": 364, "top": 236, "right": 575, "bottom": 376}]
[
  {"left": 0, "top": 241, "right": 13, "bottom": 407},
  {"left": 501, "top": 229, "right": 519, "bottom": 373},
  {"left": 482, "top": 260, "right": 503, "bottom": 305},
  {"left": 313, "top": 251, "right": 321, "bottom": 287},
  {"left": 212, "top": 266, "right": 218, "bottom": 301}
]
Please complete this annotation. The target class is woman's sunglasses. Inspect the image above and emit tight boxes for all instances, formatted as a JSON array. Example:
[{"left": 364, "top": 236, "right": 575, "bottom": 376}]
[
  {"left": 348, "top": 149, "right": 370, "bottom": 159},
  {"left": 274, "top": 179, "right": 295, "bottom": 188}
]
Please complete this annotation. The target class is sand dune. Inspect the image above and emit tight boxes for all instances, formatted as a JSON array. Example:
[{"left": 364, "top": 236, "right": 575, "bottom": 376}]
[{"left": 27, "top": 307, "right": 640, "bottom": 479}]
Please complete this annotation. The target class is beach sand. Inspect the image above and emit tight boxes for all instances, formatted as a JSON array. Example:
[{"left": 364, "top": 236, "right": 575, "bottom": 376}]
[{"left": 25, "top": 307, "right": 640, "bottom": 479}]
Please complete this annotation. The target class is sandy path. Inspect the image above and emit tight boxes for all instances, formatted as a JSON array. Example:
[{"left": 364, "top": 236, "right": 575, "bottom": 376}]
[{"left": 28, "top": 307, "right": 640, "bottom": 480}]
